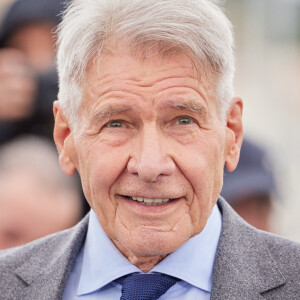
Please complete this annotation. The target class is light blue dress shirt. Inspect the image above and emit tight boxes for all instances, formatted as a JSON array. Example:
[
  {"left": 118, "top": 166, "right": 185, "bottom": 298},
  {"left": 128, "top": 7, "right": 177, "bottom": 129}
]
[{"left": 63, "top": 204, "right": 222, "bottom": 300}]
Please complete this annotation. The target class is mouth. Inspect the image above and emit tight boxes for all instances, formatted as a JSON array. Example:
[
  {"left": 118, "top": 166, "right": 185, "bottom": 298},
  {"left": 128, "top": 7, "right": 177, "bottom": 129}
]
[{"left": 122, "top": 195, "right": 179, "bottom": 206}]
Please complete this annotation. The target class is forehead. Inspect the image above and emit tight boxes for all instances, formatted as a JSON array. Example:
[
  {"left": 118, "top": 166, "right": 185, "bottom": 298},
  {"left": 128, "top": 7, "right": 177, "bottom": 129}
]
[
  {"left": 87, "top": 49, "right": 193, "bottom": 82},
  {"left": 80, "top": 45, "right": 218, "bottom": 116},
  {"left": 87, "top": 41, "right": 216, "bottom": 83}
]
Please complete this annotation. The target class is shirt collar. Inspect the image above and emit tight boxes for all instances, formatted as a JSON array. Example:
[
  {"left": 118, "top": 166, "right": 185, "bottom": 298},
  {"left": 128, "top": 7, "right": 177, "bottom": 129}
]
[
  {"left": 152, "top": 204, "right": 222, "bottom": 292},
  {"left": 77, "top": 210, "right": 140, "bottom": 295},
  {"left": 78, "top": 204, "right": 222, "bottom": 295}
]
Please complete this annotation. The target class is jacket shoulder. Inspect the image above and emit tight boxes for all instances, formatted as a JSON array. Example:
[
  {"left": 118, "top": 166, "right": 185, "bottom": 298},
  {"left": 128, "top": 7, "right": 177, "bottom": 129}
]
[
  {"left": 212, "top": 198, "right": 300, "bottom": 299},
  {"left": 0, "top": 214, "right": 89, "bottom": 277},
  {"left": 257, "top": 228, "right": 300, "bottom": 276},
  {"left": 0, "top": 227, "right": 73, "bottom": 268},
  {"left": 0, "top": 215, "right": 89, "bottom": 300}
]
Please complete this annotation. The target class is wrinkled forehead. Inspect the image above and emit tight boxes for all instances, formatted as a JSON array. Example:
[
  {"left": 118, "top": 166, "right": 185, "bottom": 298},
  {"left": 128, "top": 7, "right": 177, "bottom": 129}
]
[
  {"left": 86, "top": 38, "right": 219, "bottom": 92},
  {"left": 77, "top": 41, "right": 221, "bottom": 131}
]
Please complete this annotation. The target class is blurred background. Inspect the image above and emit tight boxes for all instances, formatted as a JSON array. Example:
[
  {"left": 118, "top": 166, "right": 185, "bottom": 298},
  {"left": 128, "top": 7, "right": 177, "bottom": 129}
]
[
  {"left": 0, "top": 0, "right": 299, "bottom": 248},
  {"left": 224, "top": 0, "right": 300, "bottom": 242},
  {"left": 0, "top": 0, "right": 89, "bottom": 250}
]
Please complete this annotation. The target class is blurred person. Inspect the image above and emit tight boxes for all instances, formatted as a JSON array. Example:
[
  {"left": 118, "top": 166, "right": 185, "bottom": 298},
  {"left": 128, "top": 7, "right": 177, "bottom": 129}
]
[
  {"left": 221, "top": 138, "right": 277, "bottom": 232},
  {"left": 0, "top": 135, "right": 83, "bottom": 250},
  {"left": 0, "top": 1, "right": 299, "bottom": 299},
  {"left": 0, "top": 0, "right": 65, "bottom": 144},
  {"left": 0, "top": 0, "right": 91, "bottom": 218}
]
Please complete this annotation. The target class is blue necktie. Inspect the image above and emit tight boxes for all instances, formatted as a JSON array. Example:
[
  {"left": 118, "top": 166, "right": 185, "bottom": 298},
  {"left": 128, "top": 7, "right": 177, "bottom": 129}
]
[{"left": 118, "top": 272, "right": 179, "bottom": 300}]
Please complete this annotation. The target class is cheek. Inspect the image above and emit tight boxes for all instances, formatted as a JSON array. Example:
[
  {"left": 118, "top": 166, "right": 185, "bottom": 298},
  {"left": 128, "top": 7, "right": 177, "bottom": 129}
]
[
  {"left": 178, "top": 136, "right": 224, "bottom": 190},
  {"left": 175, "top": 137, "right": 224, "bottom": 234},
  {"left": 77, "top": 142, "right": 129, "bottom": 213}
]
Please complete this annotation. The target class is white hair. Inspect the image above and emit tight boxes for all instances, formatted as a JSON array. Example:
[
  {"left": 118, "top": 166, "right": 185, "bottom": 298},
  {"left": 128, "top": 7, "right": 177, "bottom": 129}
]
[{"left": 56, "top": 0, "right": 235, "bottom": 128}]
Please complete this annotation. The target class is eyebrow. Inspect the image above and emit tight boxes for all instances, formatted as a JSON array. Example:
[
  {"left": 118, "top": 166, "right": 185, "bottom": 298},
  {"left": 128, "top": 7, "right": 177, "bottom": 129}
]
[
  {"left": 91, "top": 100, "right": 207, "bottom": 124},
  {"left": 92, "top": 105, "right": 132, "bottom": 123},
  {"left": 167, "top": 99, "right": 209, "bottom": 122},
  {"left": 169, "top": 100, "right": 205, "bottom": 113},
  {"left": 167, "top": 99, "right": 208, "bottom": 119}
]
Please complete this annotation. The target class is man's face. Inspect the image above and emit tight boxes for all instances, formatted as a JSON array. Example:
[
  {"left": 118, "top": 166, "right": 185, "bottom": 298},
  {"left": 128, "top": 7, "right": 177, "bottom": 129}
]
[{"left": 55, "top": 46, "right": 242, "bottom": 260}]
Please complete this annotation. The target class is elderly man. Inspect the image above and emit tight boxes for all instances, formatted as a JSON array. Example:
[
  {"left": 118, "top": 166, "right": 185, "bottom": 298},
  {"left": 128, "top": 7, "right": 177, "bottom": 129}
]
[{"left": 0, "top": 0, "right": 299, "bottom": 299}]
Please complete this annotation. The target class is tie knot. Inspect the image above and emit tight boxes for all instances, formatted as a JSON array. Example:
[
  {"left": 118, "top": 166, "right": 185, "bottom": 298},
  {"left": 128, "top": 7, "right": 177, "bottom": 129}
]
[{"left": 118, "top": 272, "right": 179, "bottom": 300}]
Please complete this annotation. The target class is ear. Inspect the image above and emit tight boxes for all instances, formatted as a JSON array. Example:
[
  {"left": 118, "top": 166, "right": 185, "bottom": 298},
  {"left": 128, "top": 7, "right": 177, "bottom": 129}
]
[
  {"left": 224, "top": 97, "right": 243, "bottom": 172},
  {"left": 53, "top": 101, "right": 77, "bottom": 177}
]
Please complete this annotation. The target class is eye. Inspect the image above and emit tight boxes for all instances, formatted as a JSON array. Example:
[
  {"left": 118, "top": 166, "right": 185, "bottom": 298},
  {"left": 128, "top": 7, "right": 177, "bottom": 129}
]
[
  {"left": 175, "top": 116, "right": 195, "bottom": 125},
  {"left": 105, "top": 120, "right": 124, "bottom": 128}
]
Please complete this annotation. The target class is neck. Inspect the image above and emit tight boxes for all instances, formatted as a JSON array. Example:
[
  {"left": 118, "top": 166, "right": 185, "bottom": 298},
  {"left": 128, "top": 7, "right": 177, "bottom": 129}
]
[{"left": 113, "top": 240, "right": 168, "bottom": 273}]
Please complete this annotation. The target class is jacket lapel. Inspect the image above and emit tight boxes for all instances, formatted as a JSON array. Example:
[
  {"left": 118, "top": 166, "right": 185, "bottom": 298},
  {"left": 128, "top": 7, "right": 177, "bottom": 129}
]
[
  {"left": 14, "top": 214, "right": 89, "bottom": 300},
  {"left": 211, "top": 198, "right": 286, "bottom": 299}
]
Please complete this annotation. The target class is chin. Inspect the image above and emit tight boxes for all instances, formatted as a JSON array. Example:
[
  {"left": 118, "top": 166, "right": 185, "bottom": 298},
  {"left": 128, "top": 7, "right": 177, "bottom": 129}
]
[{"left": 121, "top": 230, "right": 189, "bottom": 258}]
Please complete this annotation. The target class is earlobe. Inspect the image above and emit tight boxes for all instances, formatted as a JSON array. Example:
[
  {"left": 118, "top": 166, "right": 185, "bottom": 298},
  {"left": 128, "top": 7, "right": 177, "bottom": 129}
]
[
  {"left": 53, "top": 101, "right": 77, "bottom": 177},
  {"left": 225, "top": 97, "right": 243, "bottom": 172}
]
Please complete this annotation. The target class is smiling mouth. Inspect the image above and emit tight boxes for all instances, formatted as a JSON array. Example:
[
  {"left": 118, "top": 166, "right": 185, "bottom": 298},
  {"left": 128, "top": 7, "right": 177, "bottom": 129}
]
[{"left": 123, "top": 195, "right": 179, "bottom": 206}]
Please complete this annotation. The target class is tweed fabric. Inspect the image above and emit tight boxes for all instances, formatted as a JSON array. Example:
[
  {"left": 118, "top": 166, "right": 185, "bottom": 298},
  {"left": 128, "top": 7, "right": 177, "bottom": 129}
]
[{"left": 118, "top": 273, "right": 178, "bottom": 300}]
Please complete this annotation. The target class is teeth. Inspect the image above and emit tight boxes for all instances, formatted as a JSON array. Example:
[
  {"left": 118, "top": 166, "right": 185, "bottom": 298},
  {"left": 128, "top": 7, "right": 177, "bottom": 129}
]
[{"left": 131, "top": 196, "right": 170, "bottom": 206}]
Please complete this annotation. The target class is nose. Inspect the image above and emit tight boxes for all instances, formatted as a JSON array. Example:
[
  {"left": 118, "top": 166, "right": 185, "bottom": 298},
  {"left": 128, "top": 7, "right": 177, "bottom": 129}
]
[{"left": 127, "top": 126, "right": 176, "bottom": 182}]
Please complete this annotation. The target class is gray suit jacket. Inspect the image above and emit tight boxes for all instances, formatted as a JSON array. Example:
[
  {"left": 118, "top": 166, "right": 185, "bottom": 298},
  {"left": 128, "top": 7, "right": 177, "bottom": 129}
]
[{"left": 1, "top": 198, "right": 299, "bottom": 299}]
